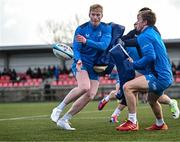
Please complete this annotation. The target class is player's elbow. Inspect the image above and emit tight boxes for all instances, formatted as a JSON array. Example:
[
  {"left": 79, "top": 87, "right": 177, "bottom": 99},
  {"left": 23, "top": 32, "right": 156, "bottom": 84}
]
[
  {"left": 99, "top": 42, "right": 110, "bottom": 51},
  {"left": 148, "top": 55, "right": 156, "bottom": 62}
]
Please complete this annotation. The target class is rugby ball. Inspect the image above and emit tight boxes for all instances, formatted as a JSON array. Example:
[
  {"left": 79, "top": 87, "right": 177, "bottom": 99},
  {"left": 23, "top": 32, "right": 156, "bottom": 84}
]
[{"left": 52, "top": 43, "right": 74, "bottom": 60}]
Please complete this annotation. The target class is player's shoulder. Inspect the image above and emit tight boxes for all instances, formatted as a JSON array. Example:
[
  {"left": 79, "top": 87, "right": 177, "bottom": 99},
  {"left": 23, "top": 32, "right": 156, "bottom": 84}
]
[
  {"left": 138, "top": 28, "right": 151, "bottom": 40},
  {"left": 100, "top": 22, "right": 112, "bottom": 29},
  {"left": 101, "top": 22, "right": 110, "bottom": 26},
  {"left": 79, "top": 22, "right": 89, "bottom": 29},
  {"left": 100, "top": 22, "right": 112, "bottom": 33},
  {"left": 75, "top": 22, "right": 89, "bottom": 33}
]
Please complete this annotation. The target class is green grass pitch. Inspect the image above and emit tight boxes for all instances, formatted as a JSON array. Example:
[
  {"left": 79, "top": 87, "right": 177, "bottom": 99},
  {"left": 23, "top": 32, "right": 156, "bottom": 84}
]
[{"left": 0, "top": 100, "right": 180, "bottom": 141}]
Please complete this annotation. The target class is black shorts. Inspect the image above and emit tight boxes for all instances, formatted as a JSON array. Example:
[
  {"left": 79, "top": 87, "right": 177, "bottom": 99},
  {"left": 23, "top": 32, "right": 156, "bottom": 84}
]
[{"left": 115, "top": 91, "right": 127, "bottom": 106}]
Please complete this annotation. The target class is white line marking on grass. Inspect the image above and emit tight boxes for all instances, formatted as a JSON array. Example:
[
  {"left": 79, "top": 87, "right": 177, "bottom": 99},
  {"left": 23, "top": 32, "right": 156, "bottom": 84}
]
[
  {"left": 0, "top": 105, "right": 149, "bottom": 122},
  {"left": 0, "top": 115, "right": 48, "bottom": 121},
  {"left": 0, "top": 115, "right": 108, "bottom": 121},
  {"left": 74, "top": 116, "right": 108, "bottom": 120},
  {"left": 0, "top": 110, "right": 111, "bottom": 122}
]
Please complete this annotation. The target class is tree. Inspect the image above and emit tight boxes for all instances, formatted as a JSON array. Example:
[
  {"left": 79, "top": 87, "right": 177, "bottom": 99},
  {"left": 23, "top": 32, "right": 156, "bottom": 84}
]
[
  {"left": 38, "top": 14, "right": 81, "bottom": 44},
  {"left": 38, "top": 14, "right": 82, "bottom": 73}
]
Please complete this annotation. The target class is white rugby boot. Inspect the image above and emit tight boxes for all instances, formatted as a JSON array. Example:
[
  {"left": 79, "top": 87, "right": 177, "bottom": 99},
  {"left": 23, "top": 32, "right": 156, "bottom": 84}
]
[
  {"left": 57, "top": 118, "right": 76, "bottom": 131},
  {"left": 50, "top": 107, "right": 62, "bottom": 123},
  {"left": 170, "top": 99, "right": 180, "bottom": 119}
]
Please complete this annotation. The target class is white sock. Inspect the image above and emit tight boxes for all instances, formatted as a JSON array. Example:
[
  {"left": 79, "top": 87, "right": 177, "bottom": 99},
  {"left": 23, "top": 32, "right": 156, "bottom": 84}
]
[
  {"left": 156, "top": 118, "right": 164, "bottom": 126},
  {"left": 104, "top": 95, "right": 110, "bottom": 102},
  {"left": 57, "top": 101, "right": 66, "bottom": 111},
  {"left": 112, "top": 108, "right": 121, "bottom": 116},
  {"left": 128, "top": 113, "right": 137, "bottom": 124},
  {"left": 62, "top": 113, "right": 72, "bottom": 121}
]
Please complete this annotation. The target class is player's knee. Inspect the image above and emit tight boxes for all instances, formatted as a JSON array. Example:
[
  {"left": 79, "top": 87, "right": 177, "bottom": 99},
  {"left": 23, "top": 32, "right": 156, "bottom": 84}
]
[
  {"left": 86, "top": 92, "right": 96, "bottom": 100},
  {"left": 79, "top": 85, "right": 90, "bottom": 94},
  {"left": 148, "top": 100, "right": 153, "bottom": 106},
  {"left": 148, "top": 97, "right": 156, "bottom": 106},
  {"left": 123, "top": 83, "right": 131, "bottom": 95}
]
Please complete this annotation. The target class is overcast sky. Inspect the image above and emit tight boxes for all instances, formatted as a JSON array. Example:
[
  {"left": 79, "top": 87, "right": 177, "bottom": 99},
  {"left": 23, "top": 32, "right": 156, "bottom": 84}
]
[{"left": 0, "top": 0, "right": 180, "bottom": 45}]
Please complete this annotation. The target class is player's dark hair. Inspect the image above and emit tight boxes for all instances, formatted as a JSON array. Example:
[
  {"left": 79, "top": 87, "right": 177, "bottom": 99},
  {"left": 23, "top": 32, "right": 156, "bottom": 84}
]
[
  {"left": 139, "top": 7, "right": 152, "bottom": 12},
  {"left": 138, "top": 10, "right": 156, "bottom": 26}
]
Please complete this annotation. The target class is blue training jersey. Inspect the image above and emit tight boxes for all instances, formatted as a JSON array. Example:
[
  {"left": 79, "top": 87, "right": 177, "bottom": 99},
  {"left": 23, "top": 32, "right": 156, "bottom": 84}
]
[
  {"left": 126, "top": 47, "right": 152, "bottom": 75},
  {"left": 135, "top": 26, "right": 173, "bottom": 83},
  {"left": 72, "top": 22, "right": 112, "bottom": 67}
]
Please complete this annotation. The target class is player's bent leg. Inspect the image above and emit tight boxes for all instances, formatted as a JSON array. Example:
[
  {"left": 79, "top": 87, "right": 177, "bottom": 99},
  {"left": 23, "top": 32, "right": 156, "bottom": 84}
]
[
  {"left": 116, "top": 76, "right": 148, "bottom": 131},
  {"left": 64, "top": 70, "right": 91, "bottom": 105},
  {"left": 110, "top": 101, "right": 126, "bottom": 123},
  {"left": 68, "top": 80, "right": 99, "bottom": 116},
  {"left": 98, "top": 98, "right": 109, "bottom": 110},
  {"left": 50, "top": 86, "right": 88, "bottom": 123},
  {"left": 123, "top": 75, "right": 148, "bottom": 113},
  {"left": 110, "top": 114, "right": 119, "bottom": 123},
  {"left": 158, "top": 94, "right": 180, "bottom": 119},
  {"left": 58, "top": 80, "right": 99, "bottom": 130},
  {"left": 146, "top": 93, "right": 168, "bottom": 130},
  {"left": 148, "top": 93, "right": 163, "bottom": 120},
  {"left": 98, "top": 90, "right": 118, "bottom": 110},
  {"left": 51, "top": 70, "right": 90, "bottom": 123}
]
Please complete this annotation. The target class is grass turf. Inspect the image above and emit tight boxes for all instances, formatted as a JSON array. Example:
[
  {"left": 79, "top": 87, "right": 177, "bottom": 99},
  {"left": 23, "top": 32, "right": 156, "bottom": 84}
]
[{"left": 0, "top": 100, "right": 180, "bottom": 141}]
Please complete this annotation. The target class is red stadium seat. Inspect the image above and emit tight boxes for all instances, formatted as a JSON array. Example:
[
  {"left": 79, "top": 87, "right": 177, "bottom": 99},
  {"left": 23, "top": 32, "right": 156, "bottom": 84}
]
[
  {"left": 37, "top": 78, "right": 42, "bottom": 83},
  {"left": 58, "top": 81, "right": 62, "bottom": 86},
  {"left": 176, "top": 71, "right": 180, "bottom": 78},
  {"left": 100, "top": 79, "right": 107, "bottom": 84},
  {"left": 24, "top": 82, "right": 29, "bottom": 87},
  {"left": 13, "top": 82, "right": 18, "bottom": 87},
  {"left": 63, "top": 80, "right": 68, "bottom": 85},
  {"left": 29, "top": 82, "right": 34, "bottom": 86},
  {"left": 8, "top": 82, "right": 13, "bottom": 87},
  {"left": 112, "top": 79, "right": 116, "bottom": 84},
  {"left": 175, "top": 77, "right": 180, "bottom": 83},
  {"left": 34, "top": 81, "right": 40, "bottom": 87},
  {"left": 51, "top": 81, "right": 58, "bottom": 86},
  {"left": 2, "top": 82, "right": 8, "bottom": 87},
  {"left": 18, "top": 82, "right": 24, "bottom": 87}
]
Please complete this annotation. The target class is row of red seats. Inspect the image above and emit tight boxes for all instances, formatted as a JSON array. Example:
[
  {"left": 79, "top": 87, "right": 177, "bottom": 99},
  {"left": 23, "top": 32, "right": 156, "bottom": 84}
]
[
  {"left": 175, "top": 77, "right": 180, "bottom": 83},
  {"left": 51, "top": 77, "right": 116, "bottom": 86},
  {"left": 0, "top": 81, "right": 41, "bottom": 88},
  {"left": 0, "top": 75, "right": 11, "bottom": 83},
  {"left": 176, "top": 71, "right": 180, "bottom": 76},
  {"left": 175, "top": 71, "right": 180, "bottom": 83},
  {"left": 0, "top": 78, "right": 43, "bottom": 88},
  {"left": 51, "top": 80, "right": 77, "bottom": 86}
]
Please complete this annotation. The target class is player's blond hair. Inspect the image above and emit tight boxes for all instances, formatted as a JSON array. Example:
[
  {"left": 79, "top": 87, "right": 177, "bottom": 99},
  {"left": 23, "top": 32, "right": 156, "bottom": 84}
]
[{"left": 89, "top": 4, "right": 103, "bottom": 13}]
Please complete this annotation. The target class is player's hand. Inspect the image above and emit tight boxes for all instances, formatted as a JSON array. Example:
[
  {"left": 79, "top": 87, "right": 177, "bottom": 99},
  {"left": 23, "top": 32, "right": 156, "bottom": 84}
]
[
  {"left": 76, "top": 60, "right": 82, "bottom": 71},
  {"left": 76, "top": 35, "right": 87, "bottom": 44},
  {"left": 127, "top": 57, "right": 133, "bottom": 63}
]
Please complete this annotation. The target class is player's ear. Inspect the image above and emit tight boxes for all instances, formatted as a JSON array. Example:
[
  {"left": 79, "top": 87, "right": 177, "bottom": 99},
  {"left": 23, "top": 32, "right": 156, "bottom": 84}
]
[
  {"left": 89, "top": 12, "right": 91, "bottom": 18},
  {"left": 144, "top": 20, "right": 147, "bottom": 26}
]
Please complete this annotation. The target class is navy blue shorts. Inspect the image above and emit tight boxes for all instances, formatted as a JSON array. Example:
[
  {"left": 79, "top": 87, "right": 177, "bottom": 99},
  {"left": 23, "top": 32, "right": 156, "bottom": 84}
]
[
  {"left": 145, "top": 74, "right": 172, "bottom": 96},
  {"left": 116, "top": 91, "right": 127, "bottom": 106}
]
